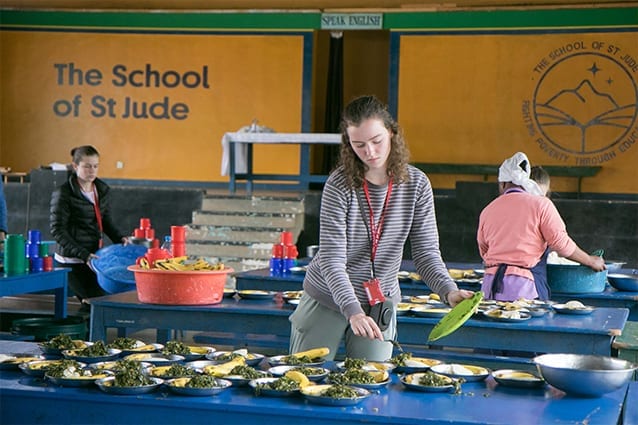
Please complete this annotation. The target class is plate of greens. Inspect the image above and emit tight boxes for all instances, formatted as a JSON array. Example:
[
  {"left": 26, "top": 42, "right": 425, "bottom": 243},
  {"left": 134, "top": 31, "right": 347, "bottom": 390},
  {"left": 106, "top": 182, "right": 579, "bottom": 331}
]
[
  {"left": 300, "top": 384, "right": 371, "bottom": 406},
  {"left": 165, "top": 376, "right": 232, "bottom": 396}
]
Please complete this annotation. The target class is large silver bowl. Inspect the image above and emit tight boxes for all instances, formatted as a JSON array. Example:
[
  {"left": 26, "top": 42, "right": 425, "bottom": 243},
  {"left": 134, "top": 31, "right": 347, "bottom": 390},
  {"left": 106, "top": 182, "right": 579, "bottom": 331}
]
[{"left": 533, "top": 354, "right": 637, "bottom": 397}]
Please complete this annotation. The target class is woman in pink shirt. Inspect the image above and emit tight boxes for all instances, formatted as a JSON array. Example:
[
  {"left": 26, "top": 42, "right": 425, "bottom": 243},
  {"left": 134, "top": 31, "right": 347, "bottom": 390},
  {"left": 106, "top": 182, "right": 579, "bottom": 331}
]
[{"left": 477, "top": 152, "right": 605, "bottom": 301}]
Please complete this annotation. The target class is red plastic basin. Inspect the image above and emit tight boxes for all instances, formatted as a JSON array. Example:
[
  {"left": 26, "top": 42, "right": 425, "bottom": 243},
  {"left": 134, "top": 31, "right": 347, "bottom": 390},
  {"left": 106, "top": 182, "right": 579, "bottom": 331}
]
[{"left": 128, "top": 266, "right": 233, "bottom": 305}]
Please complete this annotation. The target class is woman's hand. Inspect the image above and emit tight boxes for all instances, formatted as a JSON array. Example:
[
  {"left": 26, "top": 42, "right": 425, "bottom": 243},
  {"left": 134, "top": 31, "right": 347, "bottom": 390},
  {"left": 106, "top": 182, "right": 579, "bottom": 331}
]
[
  {"left": 586, "top": 255, "right": 606, "bottom": 272},
  {"left": 349, "top": 313, "right": 384, "bottom": 341},
  {"left": 446, "top": 290, "right": 475, "bottom": 307}
]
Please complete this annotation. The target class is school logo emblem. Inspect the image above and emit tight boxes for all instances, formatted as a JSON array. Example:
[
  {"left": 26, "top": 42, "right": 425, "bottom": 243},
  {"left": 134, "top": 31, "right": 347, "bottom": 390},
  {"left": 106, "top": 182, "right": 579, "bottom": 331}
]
[{"left": 523, "top": 41, "right": 638, "bottom": 165}]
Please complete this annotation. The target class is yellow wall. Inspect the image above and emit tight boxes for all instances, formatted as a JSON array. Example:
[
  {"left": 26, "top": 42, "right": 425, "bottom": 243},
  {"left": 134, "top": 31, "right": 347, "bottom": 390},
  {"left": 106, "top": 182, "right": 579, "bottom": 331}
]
[
  {"left": 398, "top": 32, "right": 638, "bottom": 193},
  {"left": 0, "top": 31, "right": 306, "bottom": 181}
]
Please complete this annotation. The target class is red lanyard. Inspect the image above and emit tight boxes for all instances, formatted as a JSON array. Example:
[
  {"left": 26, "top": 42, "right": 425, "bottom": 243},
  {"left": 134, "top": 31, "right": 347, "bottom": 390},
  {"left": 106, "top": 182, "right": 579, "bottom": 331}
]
[
  {"left": 91, "top": 185, "right": 104, "bottom": 248},
  {"left": 362, "top": 178, "right": 393, "bottom": 263}
]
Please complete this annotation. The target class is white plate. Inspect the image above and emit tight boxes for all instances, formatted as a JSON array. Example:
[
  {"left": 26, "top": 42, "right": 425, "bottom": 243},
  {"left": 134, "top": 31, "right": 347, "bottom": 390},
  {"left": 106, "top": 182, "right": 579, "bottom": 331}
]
[
  {"left": 236, "top": 290, "right": 276, "bottom": 300},
  {"left": 95, "top": 376, "right": 163, "bottom": 395},
  {"left": 249, "top": 377, "right": 300, "bottom": 397},
  {"left": 492, "top": 369, "right": 545, "bottom": 388},
  {"left": 410, "top": 305, "right": 451, "bottom": 318},
  {"left": 165, "top": 377, "right": 232, "bottom": 396},
  {"left": 400, "top": 372, "right": 456, "bottom": 392},
  {"left": 267, "top": 354, "right": 326, "bottom": 367},
  {"left": 46, "top": 370, "right": 112, "bottom": 387},
  {"left": 205, "top": 350, "right": 264, "bottom": 367},
  {"left": 300, "top": 384, "right": 371, "bottom": 406},
  {"left": 62, "top": 348, "right": 122, "bottom": 364},
  {"left": 123, "top": 353, "right": 185, "bottom": 365},
  {"left": 267, "top": 365, "right": 329, "bottom": 382},
  {"left": 482, "top": 309, "right": 532, "bottom": 322},
  {"left": 552, "top": 304, "right": 594, "bottom": 315},
  {"left": 0, "top": 353, "right": 45, "bottom": 370},
  {"left": 430, "top": 364, "right": 489, "bottom": 382}
]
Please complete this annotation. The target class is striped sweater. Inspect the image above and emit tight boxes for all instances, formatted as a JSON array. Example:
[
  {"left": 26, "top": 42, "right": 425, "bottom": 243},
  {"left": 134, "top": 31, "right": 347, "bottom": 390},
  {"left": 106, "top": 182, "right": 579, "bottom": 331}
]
[{"left": 303, "top": 165, "right": 458, "bottom": 320}]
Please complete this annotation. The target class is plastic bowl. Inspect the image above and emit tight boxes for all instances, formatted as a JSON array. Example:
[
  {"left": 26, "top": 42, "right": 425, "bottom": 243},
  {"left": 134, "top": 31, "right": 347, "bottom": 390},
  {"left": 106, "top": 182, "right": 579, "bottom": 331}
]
[
  {"left": 607, "top": 273, "right": 638, "bottom": 292},
  {"left": 547, "top": 264, "right": 607, "bottom": 293},
  {"left": 92, "top": 244, "right": 148, "bottom": 294},
  {"left": 129, "top": 266, "right": 233, "bottom": 305},
  {"left": 533, "top": 353, "right": 637, "bottom": 397}
]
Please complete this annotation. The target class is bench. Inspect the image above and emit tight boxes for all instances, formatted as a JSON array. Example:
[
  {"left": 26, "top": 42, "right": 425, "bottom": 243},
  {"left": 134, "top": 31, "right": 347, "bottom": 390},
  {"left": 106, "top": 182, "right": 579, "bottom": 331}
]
[
  {"left": 412, "top": 163, "right": 601, "bottom": 196},
  {"left": 613, "top": 321, "right": 638, "bottom": 379}
]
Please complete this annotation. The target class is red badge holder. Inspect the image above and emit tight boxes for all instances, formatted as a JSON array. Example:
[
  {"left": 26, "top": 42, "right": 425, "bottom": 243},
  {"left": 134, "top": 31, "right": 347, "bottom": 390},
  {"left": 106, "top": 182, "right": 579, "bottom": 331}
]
[{"left": 363, "top": 278, "right": 393, "bottom": 331}]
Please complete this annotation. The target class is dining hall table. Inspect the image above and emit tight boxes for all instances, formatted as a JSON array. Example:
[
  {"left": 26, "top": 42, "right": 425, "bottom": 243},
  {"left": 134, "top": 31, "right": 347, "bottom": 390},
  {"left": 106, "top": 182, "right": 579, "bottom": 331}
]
[
  {"left": 88, "top": 290, "right": 629, "bottom": 368},
  {"left": 0, "top": 340, "right": 632, "bottom": 425},
  {"left": 0, "top": 269, "right": 69, "bottom": 319},
  {"left": 235, "top": 262, "right": 638, "bottom": 320}
]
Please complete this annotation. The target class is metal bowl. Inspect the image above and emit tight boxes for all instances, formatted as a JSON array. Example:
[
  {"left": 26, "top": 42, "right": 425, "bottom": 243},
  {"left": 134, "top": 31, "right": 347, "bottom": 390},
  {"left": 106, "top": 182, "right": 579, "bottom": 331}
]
[
  {"left": 533, "top": 354, "right": 637, "bottom": 397},
  {"left": 607, "top": 273, "right": 638, "bottom": 292}
]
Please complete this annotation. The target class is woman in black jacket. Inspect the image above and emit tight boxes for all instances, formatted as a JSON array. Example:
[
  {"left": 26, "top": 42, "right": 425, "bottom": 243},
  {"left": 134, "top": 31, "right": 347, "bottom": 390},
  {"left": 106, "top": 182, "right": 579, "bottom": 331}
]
[{"left": 50, "top": 145, "right": 127, "bottom": 307}]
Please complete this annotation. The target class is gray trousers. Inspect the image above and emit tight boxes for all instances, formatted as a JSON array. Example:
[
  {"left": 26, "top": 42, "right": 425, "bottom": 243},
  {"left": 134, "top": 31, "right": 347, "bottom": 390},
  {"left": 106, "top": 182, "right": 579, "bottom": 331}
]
[{"left": 289, "top": 293, "right": 396, "bottom": 362}]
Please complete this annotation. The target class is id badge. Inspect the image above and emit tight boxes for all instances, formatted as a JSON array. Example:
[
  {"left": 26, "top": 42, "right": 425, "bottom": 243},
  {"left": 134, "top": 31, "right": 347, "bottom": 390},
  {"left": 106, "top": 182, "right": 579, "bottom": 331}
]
[{"left": 363, "top": 277, "right": 386, "bottom": 306}]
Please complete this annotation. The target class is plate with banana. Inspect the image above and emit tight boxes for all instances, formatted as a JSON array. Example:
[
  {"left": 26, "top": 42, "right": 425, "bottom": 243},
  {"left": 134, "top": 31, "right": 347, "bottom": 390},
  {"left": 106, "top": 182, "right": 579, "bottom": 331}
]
[
  {"left": 300, "top": 384, "right": 371, "bottom": 406},
  {"left": 0, "top": 353, "right": 45, "bottom": 370},
  {"left": 206, "top": 349, "right": 264, "bottom": 366},
  {"left": 267, "top": 347, "right": 330, "bottom": 367},
  {"left": 492, "top": 369, "right": 545, "bottom": 388},
  {"left": 249, "top": 376, "right": 302, "bottom": 397},
  {"left": 268, "top": 365, "right": 330, "bottom": 382},
  {"left": 236, "top": 290, "right": 277, "bottom": 300},
  {"left": 122, "top": 353, "right": 185, "bottom": 365}
]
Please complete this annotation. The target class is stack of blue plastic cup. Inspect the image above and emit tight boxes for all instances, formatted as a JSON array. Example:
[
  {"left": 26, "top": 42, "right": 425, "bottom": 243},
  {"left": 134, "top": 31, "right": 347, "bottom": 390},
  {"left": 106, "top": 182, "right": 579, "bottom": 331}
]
[{"left": 26, "top": 229, "right": 43, "bottom": 272}]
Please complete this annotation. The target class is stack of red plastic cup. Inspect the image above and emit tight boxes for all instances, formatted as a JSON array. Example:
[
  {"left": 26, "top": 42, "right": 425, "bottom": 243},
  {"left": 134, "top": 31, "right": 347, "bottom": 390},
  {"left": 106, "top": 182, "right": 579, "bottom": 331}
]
[
  {"left": 281, "top": 231, "right": 298, "bottom": 275},
  {"left": 171, "top": 225, "right": 186, "bottom": 257}
]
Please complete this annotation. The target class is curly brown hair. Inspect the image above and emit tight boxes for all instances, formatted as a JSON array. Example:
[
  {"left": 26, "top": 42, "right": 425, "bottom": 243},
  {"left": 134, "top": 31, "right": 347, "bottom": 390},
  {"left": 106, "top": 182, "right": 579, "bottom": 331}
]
[{"left": 337, "top": 95, "right": 410, "bottom": 188}]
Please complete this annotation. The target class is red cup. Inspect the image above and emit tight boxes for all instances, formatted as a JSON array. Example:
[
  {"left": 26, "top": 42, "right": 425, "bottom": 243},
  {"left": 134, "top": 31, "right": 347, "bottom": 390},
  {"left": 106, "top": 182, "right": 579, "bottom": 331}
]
[
  {"left": 144, "top": 228, "right": 155, "bottom": 239},
  {"left": 139, "top": 218, "right": 151, "bottom": 229},
  {"left": 171, "top": 242, "right": 185, "bottom": 258},
  {"left": 283, "top": 244, "right": 298, "bottom": 259},
  {"left": 272, "top": 244, "right": 283, "bottom": 258},
  {"left": 171, "top": 225, "right": 186, "bottom": 242},
  {"left": 43, "top": 256, "right": 54, "bottom": 272},
  {"left": 133, "top": 228, "right": 145, "bottom": 238},
  {"left": 281, "top": 231, "right": 293, "bottom": 246}
]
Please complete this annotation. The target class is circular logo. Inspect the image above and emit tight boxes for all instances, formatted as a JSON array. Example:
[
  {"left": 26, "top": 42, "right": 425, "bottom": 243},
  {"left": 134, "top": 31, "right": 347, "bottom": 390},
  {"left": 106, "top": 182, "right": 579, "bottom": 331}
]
[{"left": 533, "top": 51, "right": 637, "bottom": 156}]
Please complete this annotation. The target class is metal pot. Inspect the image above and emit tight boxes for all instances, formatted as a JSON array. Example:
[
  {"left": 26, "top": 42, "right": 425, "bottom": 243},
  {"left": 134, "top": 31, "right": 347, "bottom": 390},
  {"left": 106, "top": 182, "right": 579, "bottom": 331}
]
[{"left": 547, "top": 264, "right": 607, "bottom": 293}]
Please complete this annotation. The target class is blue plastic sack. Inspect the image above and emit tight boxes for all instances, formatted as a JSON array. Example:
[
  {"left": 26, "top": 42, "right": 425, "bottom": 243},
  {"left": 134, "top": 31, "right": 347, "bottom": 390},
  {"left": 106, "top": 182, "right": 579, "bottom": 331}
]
[{"left": 91, "top": 244, "right": 148, "bottom": 294}]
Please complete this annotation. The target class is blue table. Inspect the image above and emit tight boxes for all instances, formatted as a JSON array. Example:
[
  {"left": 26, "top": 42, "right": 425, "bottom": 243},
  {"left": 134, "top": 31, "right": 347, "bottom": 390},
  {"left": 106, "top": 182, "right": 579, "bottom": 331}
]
[
  {"left": 89, "top": 291, "right": 628, "bottom": 360},
  {"left": 552, "top": 288, "right": 638, "bottom": 321},
  {"left": 0, "top": 341, "right": 629, "bottom": 425},
  {"left": 235, "top": 263, "right": 638, "bottom": 319},
  {"left": 0, "top": 269, "right": 69, "bottom": 318},
  {"left": 625, "top": 382, "right": 638, "bottom": 425},
  {"left": 234, "top": 261, "right": 485, "bottom": 294}
]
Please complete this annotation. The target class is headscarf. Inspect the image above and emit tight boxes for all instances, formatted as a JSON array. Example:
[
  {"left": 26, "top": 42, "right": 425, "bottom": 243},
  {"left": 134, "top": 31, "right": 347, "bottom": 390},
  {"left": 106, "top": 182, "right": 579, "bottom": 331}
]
[{"left": 498, "top": 152, "right": 544, "bottom": 196}]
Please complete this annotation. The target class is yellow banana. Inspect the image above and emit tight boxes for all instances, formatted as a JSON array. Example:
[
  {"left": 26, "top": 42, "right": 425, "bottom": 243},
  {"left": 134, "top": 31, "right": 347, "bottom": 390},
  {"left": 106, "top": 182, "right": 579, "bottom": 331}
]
[
  {"left": 170, "top": 377, "right": 190, "bottom": 387},
  {"left": 284, "top": 370, "right": 312, "bottom": 388},
  {"left": 150, "top": 366, "right": 172, "bottom": 377},
  {"left": 203, "top": 356, "right": 246, "bottom": 377},
  {"left": 291, "top": 347, "right": 330, "bottom": 359}
]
